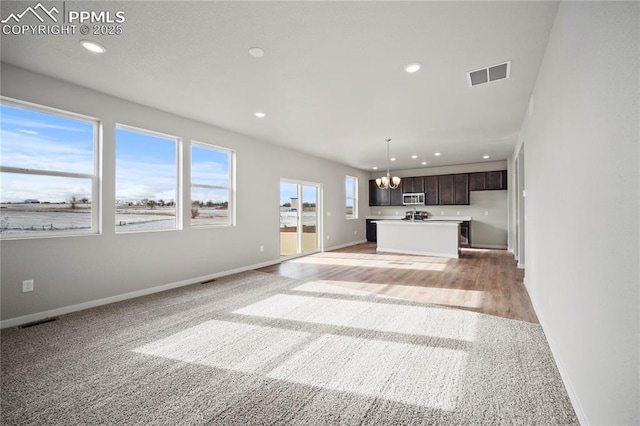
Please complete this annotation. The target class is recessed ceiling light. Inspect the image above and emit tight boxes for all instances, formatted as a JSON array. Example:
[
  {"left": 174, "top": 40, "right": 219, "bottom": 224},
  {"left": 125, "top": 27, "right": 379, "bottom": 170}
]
[
  {"left": 483, "top": 155, "right": 490, "bottom": 159},
  {"left": 404, "top": 63, "right": 421, "bottom": 73},
  {"left": 421, "top": 161, "right": 427, "bottom": 165},
  {"left": 434, "top": 152, "right": 441, "bottom": 156},
  {"left": 390, "top": 157, "right": 396, "bottom": 161},
  {"left": 372, "top": 166, "right": 378, "bottom": 170},
  {"left": 80, "top": 40, "right": 106, "bottom": 54},
  {"left": 249, "top": 47, "right": 265, "bottom": 58},
  {"left": 254, "top": 112, "right": 266, "bottom": 118},
  {"left": 411, "top": 155, "right": 418, "bottom": 159}
]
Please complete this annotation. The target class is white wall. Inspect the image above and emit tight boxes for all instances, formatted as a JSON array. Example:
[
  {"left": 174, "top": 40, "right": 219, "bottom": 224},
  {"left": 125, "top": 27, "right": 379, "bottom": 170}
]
[
  {"left": 370, "top": 161, "right": 509, "bottom": 248},
  {"left": 0, "top": 64, "right": 369, "bottom": 325},
  {"left": 513, "top": 2, "right": 639, "bottom": 424}
]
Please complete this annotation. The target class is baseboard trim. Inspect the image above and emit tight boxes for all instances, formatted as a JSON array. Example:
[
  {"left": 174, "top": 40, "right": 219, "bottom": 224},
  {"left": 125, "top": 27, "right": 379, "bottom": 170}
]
[
  {"left": 324, "top": 239, "right": 367, "bottom": 252},
  {"left": 527, "top": 285, "right": 588, "bottom": 425},
  {"left": 517, "top": 262, "right": 525, "bottom": 269},
  {"left": 471, "top": 244, "right": 508, "bottom": 250},
  {"left": 0, "top": 258, "right": 281, "bottom": 329}
]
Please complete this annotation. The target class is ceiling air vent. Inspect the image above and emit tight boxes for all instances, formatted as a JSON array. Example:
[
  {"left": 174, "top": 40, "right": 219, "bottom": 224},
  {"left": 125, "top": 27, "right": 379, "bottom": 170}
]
[{"left": 467, "top": 61, "right": 511, "bottom": 87}]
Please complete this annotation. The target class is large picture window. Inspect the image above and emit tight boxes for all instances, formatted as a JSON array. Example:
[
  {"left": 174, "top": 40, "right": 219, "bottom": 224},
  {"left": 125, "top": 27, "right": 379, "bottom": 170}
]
[
  {"left": 0, "top": 99, "right": 99, "bottom": 237},
  {"left": 115, "top": 125, "right": 179, "bottom": 233},
  {"left": 346, "top": 175, "right": 358, "bottom": 219},
  {"left": 190, "top": 142, "right": 234, "bottom": 227}
]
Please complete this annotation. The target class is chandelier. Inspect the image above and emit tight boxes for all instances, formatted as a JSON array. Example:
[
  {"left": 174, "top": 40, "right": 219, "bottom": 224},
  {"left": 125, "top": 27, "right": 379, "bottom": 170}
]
[{"left": 376, "top": 139, "right": 401, "bottom": 189}]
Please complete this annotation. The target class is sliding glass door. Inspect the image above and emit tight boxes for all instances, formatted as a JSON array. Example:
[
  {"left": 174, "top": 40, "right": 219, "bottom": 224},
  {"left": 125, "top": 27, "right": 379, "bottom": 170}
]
[{"left": 280, "top": 180, "right": 319, "bottom": 256}]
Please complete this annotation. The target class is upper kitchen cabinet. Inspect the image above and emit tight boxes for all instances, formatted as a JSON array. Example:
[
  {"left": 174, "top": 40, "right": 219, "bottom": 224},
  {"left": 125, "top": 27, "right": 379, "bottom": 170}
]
[
  {"left": 402, "top": 177, "right": 424, "bottom": 193},
  {"left": 390, "top": 185, "right": 404, "bottom": 206},
  {"left": 369, "top": 180, "right": 391, "bottom": 206},
  {"left": 439, "top": 174, "right": 469, "bottom": 205},
  {"left": 469, "top": 170, "right": 508, "bottom": 191},
  {"left": 370, "top": 170, "right": 504, "bottom": 206},
  {"left": 438, "top": 175, "right": 455, "bottom": 205},
  {"left": 469, "top": 172, "right": 486, "bottom": 191},
  {"left": 369, "top": 179, "right": 403, "bottom": 206},
  {"left": 486, "top": 170, "right": 508, "bottom": 190},
  {"left": 425, "top": 175, "right": 439, "bottom": 205},
  {"left": 454, "top": 174, "right": 469, "bottom": 204},
  {"left": 369, "top": 180, "right": 390, "bottom": 206}
]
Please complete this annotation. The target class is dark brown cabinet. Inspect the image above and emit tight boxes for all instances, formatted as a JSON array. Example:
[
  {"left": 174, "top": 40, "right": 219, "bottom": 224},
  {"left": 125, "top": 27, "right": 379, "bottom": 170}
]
[
  {"left": 469, "top": 173, "right": 486, "bottom": 191},
  {"left": 438, "top": 175, "right": 455, "bottom": 205},
  {"left": 390, "top": 186, "right": 403, "bottom": 206},
  {"left": 369, "top": 180, "right": 390, "bottom": 206},
  {"left": 438, "top": 174, "right": 469, "bottom": 205},
  {"left": 469, "top": 170, "right": 507, "bottom": 191},
  {"left": 369, "top": 180, "right": 403, "bottom": 206},
  {"left": 402, "top": 177, "right": 424, "bottom": 193},
  {"left": 454, "top": 174, "right": 469, "bottom": 205},
  {"left": 366, "top": 219, "right": 377, "bottom": 242},
  {"left": 486, "top": 170, "right": 507, "bottom": 190},
  {"left": 369, "top": 170, "right": 505, "bottom": 206},
  {"left": 425, "top": 175, "right": 439, "bottom": 205}
]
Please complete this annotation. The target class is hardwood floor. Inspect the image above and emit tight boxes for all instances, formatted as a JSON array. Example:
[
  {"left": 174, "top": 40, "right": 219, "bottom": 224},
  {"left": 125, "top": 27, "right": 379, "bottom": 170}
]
[{"left": 258, "top": 243, "right": 538, "bottom": 323}]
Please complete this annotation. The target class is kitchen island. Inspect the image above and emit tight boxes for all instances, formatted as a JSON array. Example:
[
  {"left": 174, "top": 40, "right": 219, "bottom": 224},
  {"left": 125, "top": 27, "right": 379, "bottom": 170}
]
[{"left": 374, "top": 220, "right": 461, "bottom": 258}]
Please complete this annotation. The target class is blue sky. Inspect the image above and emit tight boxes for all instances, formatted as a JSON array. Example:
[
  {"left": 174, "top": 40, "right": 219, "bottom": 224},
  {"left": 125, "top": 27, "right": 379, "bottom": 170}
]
[
  {"left": 280, "top": 182, "right": 317, "bottom": 206},
  {"left": 0, "top": 103, "right": 230, "bottom": 203},
  {"left": 1, "top": 103, "right": 94, "bottom": 202}
]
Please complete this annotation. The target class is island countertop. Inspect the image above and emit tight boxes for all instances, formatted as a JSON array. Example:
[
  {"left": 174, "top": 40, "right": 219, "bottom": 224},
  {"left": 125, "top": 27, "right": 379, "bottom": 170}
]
[
  {"left": 372, "top": 219, "right": 463, "bottom": 225},
  {"left": 366, "top": 215, "right": 472, "bottom": 221}
]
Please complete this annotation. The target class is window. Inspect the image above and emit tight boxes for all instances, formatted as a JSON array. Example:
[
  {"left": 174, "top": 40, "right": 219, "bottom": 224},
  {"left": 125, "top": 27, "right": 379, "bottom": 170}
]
[
  {"left": 190, "top": 142, "right": 234, "bottom": 227},
  {"left": 0, "top": 99, "right": 99, "bottom": 237},
  {"left": 115, "top": 125, "right": 179, "bottom": 233},
  {"left": 346, "top": 175, "right": 358, "bottom": 219}
]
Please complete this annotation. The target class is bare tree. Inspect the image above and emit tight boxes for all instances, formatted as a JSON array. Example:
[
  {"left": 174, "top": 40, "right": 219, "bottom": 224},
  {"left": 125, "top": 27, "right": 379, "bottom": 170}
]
[
  {"left": 191, "top": 201, "right": 200, "bottom": 219},
  {"left": 0, "top": 216, "right": 9, "bottom": 233},
  {"left": 69, "top": 196, "right": 78, "bottom": 209}
]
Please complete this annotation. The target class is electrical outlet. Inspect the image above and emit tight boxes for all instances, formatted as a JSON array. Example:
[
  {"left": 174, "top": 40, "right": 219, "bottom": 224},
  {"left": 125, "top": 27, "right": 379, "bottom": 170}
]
[
  {"left": 485, "top": 211, "right": 489, "bottom": 215},
  {"left": 327, "top": 211, "right": 331, "bottom": 217},
  {"left": 440, "top": 211, "right": 444, "bottom": 215},
  {"left": 327, "top": 235, "right": 330, "bottom": 240},
  {"left": 22, "top": 279, "right": 34, "bottom": 293},
  {"left": 259, "top": 245, "right": 264, "bottom": 252},
  {"left": 457, "top": 211, "right": 460, "bottom": 215},
  {"left": 354, "top": 230, "right": 357, "bottom": 235}
]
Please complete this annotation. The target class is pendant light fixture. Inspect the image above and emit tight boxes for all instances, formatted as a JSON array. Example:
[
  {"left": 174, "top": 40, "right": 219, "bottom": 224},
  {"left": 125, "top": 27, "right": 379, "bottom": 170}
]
[{"left": 375, "top": 139, "right": 401, "bottom": 190}]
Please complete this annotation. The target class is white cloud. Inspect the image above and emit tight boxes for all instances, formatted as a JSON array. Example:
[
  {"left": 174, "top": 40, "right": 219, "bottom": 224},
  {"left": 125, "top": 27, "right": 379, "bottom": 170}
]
[
  {"left": 116, "top": 159, "right": 177, "bottom": 202},
  {"left": 18, "top": 129, "right": 39, "bottom": 135},
  {"left": 1, "top": 129, "right": 93, "bottom": 173}
]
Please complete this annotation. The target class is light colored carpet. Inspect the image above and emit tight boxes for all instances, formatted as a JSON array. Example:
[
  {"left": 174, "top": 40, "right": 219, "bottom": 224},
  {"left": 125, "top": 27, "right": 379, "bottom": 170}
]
[{"left": 1, "top": 271, "right": 577, "bottom": 425}]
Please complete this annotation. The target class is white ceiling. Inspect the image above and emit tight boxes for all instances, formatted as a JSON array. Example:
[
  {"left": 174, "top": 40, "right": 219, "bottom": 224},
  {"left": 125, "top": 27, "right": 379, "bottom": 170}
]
[{"left": 0, "top": 1, "right": 559, "bottom": 171}]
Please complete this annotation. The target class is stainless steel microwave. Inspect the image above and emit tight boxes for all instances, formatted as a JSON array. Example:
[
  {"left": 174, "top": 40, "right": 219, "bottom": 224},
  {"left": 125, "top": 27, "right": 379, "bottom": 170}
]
[{"left": 402, "top": 193, "right": 425, "bottom": 205}]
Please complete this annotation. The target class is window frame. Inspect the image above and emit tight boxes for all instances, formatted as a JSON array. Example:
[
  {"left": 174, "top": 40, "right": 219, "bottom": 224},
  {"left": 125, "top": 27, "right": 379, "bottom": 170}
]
[
  {"left": 190, "top": 140, "right": 235, "bottom": 228},
  {"left": 345, "top": 175, "right": 358, "bottom": 220},
  {"left": 0, "top": 97, "right": 101, "bottom": 239},
  {"left": 115, "top": 123, "right": 182, "bottom": 234}
]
